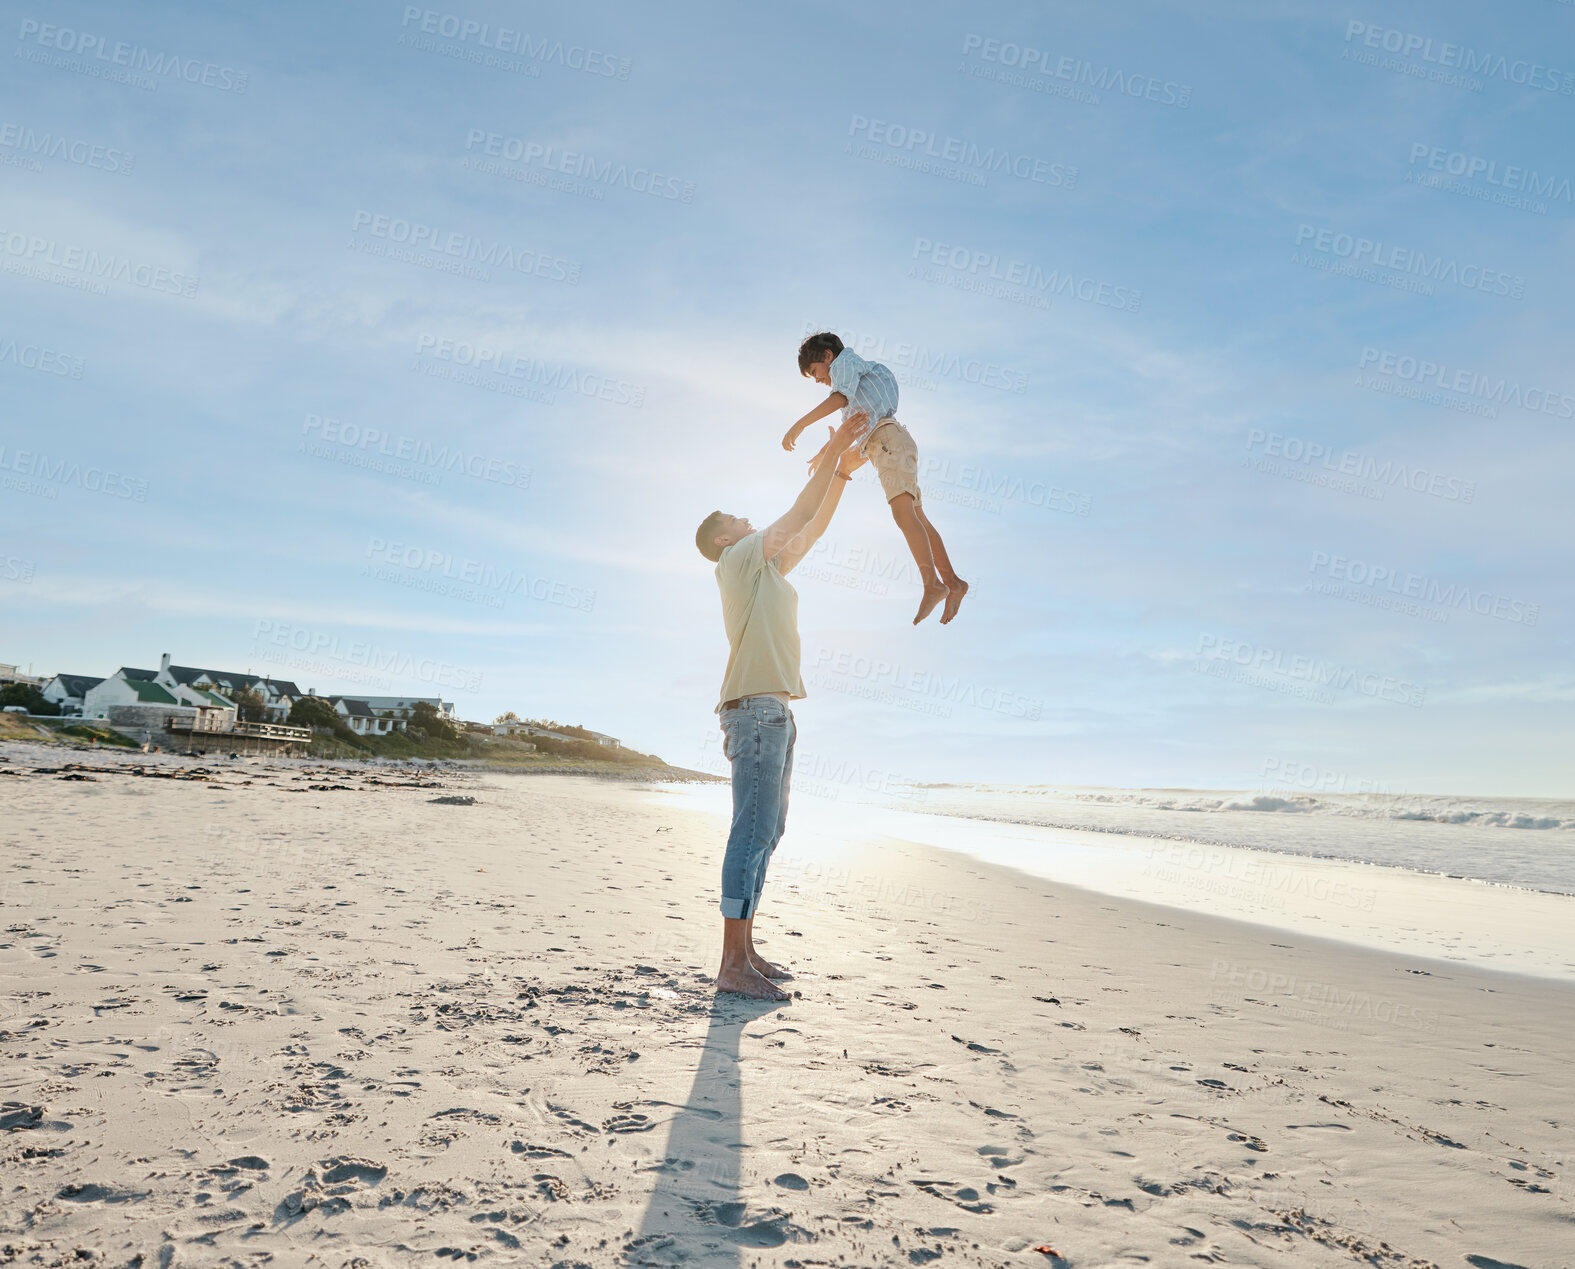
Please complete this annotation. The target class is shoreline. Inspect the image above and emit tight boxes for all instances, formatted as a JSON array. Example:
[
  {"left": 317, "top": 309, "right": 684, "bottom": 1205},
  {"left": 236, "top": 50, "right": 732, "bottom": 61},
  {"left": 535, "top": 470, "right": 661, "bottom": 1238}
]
[
  {"left": 913, "top": 806, "right": 1575, "bottom": 898},
  {"left": 652, "top": 781, "right": 1575, "bottom": 983}
]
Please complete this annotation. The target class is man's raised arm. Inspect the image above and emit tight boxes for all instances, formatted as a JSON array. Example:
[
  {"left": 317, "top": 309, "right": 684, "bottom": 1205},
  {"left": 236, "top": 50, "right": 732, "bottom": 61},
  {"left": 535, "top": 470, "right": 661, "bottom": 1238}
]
[
  {"left": 778, "top": 438, "right": 867, "bottom": 574},
  {"left": 762, "top": 412, "right": 867, "bottom": 562}
]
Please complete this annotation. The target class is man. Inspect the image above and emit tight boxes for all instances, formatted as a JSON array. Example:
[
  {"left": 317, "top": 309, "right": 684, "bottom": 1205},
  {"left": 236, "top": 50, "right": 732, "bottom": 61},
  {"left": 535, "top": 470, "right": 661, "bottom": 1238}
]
[{"left": 693, "top": 412, "right": 869, "bottom": 1000}]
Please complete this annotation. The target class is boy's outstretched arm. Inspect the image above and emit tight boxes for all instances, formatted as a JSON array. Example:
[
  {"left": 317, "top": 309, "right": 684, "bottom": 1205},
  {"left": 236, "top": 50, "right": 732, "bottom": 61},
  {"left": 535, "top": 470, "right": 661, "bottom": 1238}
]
[
  {"left": 764, "top": 412, "right": 866, "bottom": 559},
  {"left": 781, "top": 391, "right": 849, "bottom": 450}
]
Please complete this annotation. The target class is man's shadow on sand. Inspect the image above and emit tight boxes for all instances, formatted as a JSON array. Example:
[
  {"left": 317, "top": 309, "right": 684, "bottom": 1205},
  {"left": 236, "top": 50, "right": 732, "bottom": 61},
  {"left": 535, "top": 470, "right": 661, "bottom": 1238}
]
[{"left": 623, "top": 998, "right": 803, "bottom": 1267}]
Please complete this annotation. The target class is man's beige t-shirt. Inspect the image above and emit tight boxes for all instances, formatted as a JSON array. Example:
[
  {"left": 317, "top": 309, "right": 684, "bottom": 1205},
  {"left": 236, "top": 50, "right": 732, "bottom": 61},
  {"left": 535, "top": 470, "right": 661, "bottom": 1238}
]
[{"left": 715, "top": 531, "right": 806, "bottom": 712}]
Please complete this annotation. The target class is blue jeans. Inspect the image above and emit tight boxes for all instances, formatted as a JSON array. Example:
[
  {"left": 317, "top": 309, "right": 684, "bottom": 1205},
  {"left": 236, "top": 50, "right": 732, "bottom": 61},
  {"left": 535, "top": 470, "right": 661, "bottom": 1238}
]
[{"left": 718, "top": 695, "right": 796, "bottom": 919}]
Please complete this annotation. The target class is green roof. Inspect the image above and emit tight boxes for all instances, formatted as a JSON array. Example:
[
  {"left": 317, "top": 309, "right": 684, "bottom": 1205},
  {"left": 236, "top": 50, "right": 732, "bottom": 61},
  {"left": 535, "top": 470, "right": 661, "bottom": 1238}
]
[
  {"left": 127, "top": 679, "right": 178, "bottom": 704},
  {"left": 191, "top": 688, "right": 233, "bottom": 709}
]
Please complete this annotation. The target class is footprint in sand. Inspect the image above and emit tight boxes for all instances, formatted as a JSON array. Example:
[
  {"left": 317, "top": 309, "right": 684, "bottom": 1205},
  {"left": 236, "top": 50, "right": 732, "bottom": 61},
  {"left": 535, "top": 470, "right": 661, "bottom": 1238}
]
[
  {"left": 976, "top": 1146, "right": 1023, "bottom": 1169},
  {"left": 511, "top": 1141, "right": 573, "bottom": 1159},
  {"left": 320, "top": 1158, "right": 387, "bottom": 1186},
  {"left": 911, "top": 1178, "right": 994, "bottom": 1214},
  {"left": 1, "top": 1103, "right": 44, "bottom": 1130},
  {"left": 56, "top": 1182, "right": 149, "bottom": 1204}
]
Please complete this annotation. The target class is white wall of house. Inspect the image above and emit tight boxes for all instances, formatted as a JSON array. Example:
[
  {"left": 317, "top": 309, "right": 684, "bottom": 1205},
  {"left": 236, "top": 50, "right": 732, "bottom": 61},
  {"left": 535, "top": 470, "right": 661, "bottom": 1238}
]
[
  {"left": 42, "top": 676, "right": 99, "bottom": 714},
  {"left": 83, "top": 675, "right": 164, "bottom": 716}
]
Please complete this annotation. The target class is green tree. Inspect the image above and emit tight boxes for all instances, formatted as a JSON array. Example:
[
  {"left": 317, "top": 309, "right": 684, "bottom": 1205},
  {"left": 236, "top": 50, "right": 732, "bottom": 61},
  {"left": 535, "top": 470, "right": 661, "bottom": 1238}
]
[
  {"left": 228, "top": 685, "right": 268, "bottom": 723},
  {"left": 288, "top": 696, "right": 341, "bottom": 729},
  {"left": 494, "top": 710, "right": 520, "bottom": 724},
  {"left": 0, "top": 684, "right": 59, "bottom": 715},
  {"left": 411, "top": 700, "right": 459, "bottom": 743}
]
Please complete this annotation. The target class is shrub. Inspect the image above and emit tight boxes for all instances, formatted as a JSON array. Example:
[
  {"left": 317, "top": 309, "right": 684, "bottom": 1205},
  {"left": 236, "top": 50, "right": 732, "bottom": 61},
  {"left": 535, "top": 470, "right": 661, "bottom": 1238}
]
[
  {"left": 60, "top": 723, "right": 138, "bottom": 747},
  {"left": 410, "top": 701, "right": 459, "bottom": 743},
  {"left": 288, "top": 696, "right": 341, "bottom": 729},
  {"left": 0, "top": 684, "right": 59, "bottom": 715}
]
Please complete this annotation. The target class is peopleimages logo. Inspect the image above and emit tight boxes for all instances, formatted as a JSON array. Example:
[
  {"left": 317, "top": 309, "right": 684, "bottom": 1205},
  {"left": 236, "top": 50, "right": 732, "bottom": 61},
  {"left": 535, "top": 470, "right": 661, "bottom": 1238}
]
[
  {"left": 1308, "top": 552, "right": 1538, "bottom": 626},
  {"left": 0, "top": 122, "right": 133, "bottom": 174},
  {"left": 959, "top": 33, "right": 1192, "bottom": 107},
  {"left": 349, "top": 211, "right": 580, "bottom": 283},
  {"left": 1244, "top": 428, "right": 1475, "bottom": 502},
  {"left": 301, "top": 414, "right": 532, "bottom": 490},
  {"left": 0, "top": 444, "right": 149, "bottom": 501},
  {"left": 846, "top": 116, "right": 1077, "bottom": 188},
  {"left": 462, "top": 130, "right": 692, "bottom": 202},
  {"left": 1342, "top": 21, "right": 1574, "bottom": 95},
  {"left": 364, "top": 537, "right": 595, "bottom": 613},
  {"left": 802, "top": 323, "right": 1028, "bottom": 395},
  {"left": 1358, "top": 348, "right": 1574, "bottom": 419},
  {"left": 1210, "top": 960, "right": 1437, "bottom": 1031},
  {"left": 0, "top": 339, "right": 84, "bottom": 379},
  {"left": 912, "top": 237, "right": 1142, "bottom": 313},
  {"left": 808, "top": 646, "right": 1044, "bottom": 720},
  {"left": 1, "top": 553, "right": 36, "bottom": 583},
  {"left": 1294, "top": 225, "right": 1524, "bottom": 298},
  {"left": 413, "top": 335, "right": 646, "bottom": 407},
  {"left": 252, "top": 620, "right": 483, "bottom": 692},
  {"left": 398, "top": 7, "right": 630, "bottom": 78},
  {"left": 0, "top": 225, "right": 198, "bottom": 296},
  {"left": 14, "top": 18, "right": 250, "bottom": 92},
  {"left": 1194, "top": 634, "right": 1426, "bottom": 708},
  {"left": 1407, "top": 145, "right": 1573, "bottom": 205}
]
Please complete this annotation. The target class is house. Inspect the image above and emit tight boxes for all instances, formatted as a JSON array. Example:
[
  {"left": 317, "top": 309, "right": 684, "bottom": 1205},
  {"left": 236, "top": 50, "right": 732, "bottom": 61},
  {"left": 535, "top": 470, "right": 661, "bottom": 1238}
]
[
  {"left": 329, "top": 696, "right": 396, "bottom": 736},
  {"left": 41, "top": 673, "right": 104, "bottom": 715},
  {"left": 516, "top": 723, "right": 579, "bottom": 742},
  {"left": 501, "top": 722, "right": 617, "bottom": 747},
  {"left": 314, "top": 695, "right": 458, "bottom": 733},
  {"left": 83, "top": 674, "right": 181, "bottom": 721},
  {"left": 0, "top": 663, "right": 45, "bottom": 687},
  {"left": 142, "top": 657, "right": 301, "bottom": 723},
  {"left": 82, "top": 668, "right": 236, "bottom": 735},
  {"left": 181, "top": 686, "right": 241, "bottom": 732},
  {"left": 352, "top": 696, "right": 458, "bottom": 727}
]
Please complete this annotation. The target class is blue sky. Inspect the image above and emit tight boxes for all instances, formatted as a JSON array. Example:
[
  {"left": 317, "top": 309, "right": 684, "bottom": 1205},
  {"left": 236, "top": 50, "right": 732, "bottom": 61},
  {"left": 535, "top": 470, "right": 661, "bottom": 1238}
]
[{"left": 3, "top": 0, "right": 1570, "bottom": 795}]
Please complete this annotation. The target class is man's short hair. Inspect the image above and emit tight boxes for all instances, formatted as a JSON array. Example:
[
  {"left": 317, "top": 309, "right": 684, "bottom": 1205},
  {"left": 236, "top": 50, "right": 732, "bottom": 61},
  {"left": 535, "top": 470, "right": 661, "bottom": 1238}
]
[
  {"left": 695, "top": 511, "right": 728, "bottom": 563},
  {"left": 798, "top": 331, "right": 844, "bottom": 375}
]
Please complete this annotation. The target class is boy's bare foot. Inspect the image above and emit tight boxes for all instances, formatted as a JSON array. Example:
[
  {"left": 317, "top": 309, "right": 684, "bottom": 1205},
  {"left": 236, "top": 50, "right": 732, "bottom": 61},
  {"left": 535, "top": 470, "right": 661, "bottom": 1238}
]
[
  {"left": 940, "top": 578, "right": 969, "bottom": 624},
  {"left": 715, "top": 964, "right": 790, "bottom": 1000},
  {"left": 914, "top": 580, "right": 949, "bottom": 625},
  {"left": 749, "top": 954, "right": 793, "bottom": 981}
]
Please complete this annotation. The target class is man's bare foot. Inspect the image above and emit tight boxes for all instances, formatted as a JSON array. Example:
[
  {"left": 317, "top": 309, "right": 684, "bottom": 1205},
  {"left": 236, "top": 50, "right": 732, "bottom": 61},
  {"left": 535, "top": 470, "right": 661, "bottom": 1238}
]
[
  {"left": 940, "top": 578, "right": 969, "bottom": 624},
  {"left": 749, "top": 954, "right": 793, "bottom": 981},
  {"left": 714, "top": 964, "right": 790, "bottom": 1000},
  {"left": 914, "top": 580, "right": 949, "bottom": 625}
]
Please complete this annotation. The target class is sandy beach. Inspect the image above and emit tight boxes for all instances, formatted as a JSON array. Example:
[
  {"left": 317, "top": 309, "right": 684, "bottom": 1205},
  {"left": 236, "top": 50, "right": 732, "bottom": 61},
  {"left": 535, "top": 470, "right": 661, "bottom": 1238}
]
[{"left": 2, "top": 743, "right": 1571, "bottom": 1268}]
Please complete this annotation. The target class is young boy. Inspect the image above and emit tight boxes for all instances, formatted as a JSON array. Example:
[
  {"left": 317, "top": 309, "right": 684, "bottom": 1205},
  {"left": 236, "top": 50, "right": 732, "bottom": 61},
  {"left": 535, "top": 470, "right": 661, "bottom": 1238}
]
[{"left": 782, "top": 332, "right": 967, "bottom": 624}]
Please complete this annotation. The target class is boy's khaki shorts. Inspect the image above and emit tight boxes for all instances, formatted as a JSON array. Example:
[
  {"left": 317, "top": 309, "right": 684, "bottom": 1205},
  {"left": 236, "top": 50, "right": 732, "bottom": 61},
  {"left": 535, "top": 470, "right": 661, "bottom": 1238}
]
[{"left": 865, "top": 419, "right": 922, "bottom": 507}]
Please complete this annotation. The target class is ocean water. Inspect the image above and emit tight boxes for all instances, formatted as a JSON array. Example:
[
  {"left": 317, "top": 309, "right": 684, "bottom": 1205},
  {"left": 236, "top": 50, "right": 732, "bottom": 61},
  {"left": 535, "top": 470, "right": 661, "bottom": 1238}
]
[
  {"left": 899, "top": 784, "right": 1575, "bottom": 897},
  {"left": 650, "top": 775, "right": 1575, "bottom": 978}
]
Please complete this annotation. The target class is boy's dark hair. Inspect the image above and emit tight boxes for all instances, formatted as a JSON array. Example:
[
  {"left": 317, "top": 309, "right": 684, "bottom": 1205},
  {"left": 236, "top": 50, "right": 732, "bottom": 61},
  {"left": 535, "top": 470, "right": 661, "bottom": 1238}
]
[
  {"left": 695, "top": 511, "right": 728, "bottom": 563},
  {"left": 797, "top": 331, "right": 844, "bottom": 375}
]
